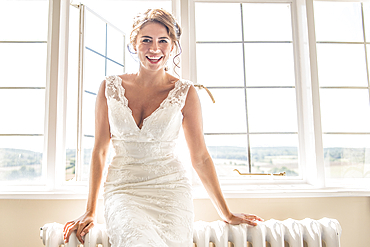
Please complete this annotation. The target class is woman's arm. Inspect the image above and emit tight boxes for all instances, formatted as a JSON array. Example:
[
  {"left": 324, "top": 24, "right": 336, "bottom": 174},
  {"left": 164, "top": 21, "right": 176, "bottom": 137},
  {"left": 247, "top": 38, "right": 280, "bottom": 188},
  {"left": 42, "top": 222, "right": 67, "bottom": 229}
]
[
  {"left": 182, "top": 86, "right": 263, "bottom": 225},
  {"left": 64, "top": 80, "right": 111, "bottom": 243}
]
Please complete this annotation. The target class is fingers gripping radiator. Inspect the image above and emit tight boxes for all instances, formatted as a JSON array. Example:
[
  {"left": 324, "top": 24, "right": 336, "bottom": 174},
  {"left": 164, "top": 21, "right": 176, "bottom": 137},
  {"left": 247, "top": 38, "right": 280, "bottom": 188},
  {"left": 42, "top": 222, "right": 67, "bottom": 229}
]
[{"left": 40, "top": 218, "right": 341, "bottom": 247}]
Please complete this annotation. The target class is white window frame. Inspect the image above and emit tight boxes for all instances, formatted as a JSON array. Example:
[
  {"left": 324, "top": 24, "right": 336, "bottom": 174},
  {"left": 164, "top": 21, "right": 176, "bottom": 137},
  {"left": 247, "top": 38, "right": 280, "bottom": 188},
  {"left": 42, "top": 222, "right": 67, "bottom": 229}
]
[
  {"left": 183, "top": 0, "right": 324, "bottom": 188},
  {"left": 1, "top": 0, "right": 370, "bottom": 199}
]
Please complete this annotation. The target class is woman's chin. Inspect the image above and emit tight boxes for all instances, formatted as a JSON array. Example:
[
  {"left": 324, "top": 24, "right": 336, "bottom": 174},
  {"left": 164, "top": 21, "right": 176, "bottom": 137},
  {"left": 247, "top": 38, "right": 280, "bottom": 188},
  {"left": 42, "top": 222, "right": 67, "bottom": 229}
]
[{"left": 140, "top": 62, "right": 167, "bottom": 72}]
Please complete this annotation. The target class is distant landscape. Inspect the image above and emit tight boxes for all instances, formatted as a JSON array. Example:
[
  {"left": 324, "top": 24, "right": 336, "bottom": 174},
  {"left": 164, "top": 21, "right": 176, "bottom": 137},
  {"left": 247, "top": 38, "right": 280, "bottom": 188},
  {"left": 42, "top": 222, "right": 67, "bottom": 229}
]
[
  {"left": 0, "top": 146, "right": 369, "bottom": 181},
  {"left": 0, "top": 148, "right": 42, "bottom": 181},
  {"left": 207, "top": 146, "right": 299, "bottom": 176}
]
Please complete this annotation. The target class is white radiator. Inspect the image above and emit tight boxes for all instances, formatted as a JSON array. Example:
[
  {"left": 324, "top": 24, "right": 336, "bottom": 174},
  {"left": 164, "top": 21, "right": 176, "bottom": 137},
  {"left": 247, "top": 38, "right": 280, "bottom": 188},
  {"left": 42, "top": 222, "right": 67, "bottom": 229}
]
[{"left": 40, "top": 218, "right": 341, "bottom": 247}]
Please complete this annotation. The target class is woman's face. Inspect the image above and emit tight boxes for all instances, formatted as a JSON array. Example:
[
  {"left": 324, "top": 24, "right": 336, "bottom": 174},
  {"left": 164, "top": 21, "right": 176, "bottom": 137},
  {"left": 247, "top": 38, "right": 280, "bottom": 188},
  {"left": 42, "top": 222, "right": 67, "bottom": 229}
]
[{"left": 135, "top": 22, "right": 173, "bottom": 72}]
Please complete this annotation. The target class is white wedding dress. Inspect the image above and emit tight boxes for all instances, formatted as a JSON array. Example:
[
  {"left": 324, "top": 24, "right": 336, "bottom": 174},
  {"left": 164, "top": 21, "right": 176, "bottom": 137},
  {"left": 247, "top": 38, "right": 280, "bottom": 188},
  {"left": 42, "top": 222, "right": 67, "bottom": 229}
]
[{"left": 103, "top": 75, "right": 194, "bottom": 247}]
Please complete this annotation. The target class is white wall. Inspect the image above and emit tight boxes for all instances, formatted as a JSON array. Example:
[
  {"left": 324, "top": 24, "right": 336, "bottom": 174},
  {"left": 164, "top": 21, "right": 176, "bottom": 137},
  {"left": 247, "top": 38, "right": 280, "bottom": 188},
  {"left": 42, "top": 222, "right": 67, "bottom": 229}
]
[{"left": 0, "top": 197, "right": 368, "bottom": 247}]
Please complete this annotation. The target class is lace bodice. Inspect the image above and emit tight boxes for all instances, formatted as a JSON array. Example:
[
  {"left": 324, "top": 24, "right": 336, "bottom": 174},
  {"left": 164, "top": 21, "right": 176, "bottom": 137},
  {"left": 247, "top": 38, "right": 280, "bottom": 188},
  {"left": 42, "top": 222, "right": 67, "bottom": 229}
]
[
  {"left": 105, "top": 75, "right": 190, "bottom": 139},
  {"left": 105, "top": 75, "right": 191, "bottom": 159}
]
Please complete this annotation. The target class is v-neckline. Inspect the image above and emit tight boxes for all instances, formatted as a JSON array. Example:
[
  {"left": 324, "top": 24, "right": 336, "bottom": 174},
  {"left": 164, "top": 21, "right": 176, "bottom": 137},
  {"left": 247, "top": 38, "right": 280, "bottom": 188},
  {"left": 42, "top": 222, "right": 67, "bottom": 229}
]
[{"left": 116, "top": 76, "right": 180, "bottom": 131}]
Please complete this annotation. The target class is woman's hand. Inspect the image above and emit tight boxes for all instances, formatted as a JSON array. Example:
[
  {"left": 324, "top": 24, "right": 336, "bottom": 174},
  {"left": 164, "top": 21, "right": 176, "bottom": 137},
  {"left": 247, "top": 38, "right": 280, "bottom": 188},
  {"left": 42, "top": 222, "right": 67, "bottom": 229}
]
[
  {"left": 63, "top": 212, "right": 95, "bottom": 244},
  {"left": 224, "top": 213, "right": 264, "bottom": 226}
]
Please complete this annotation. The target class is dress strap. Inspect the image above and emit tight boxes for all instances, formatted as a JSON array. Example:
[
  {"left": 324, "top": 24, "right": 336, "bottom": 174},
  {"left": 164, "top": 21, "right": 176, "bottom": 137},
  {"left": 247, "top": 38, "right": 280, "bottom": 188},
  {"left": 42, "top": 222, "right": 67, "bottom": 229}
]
[
  {"left": 165, "top": 79, "right": 193, "bottom": 109},
  {"left": 105, "top": 75, "right": 125, "bottom": 104}
]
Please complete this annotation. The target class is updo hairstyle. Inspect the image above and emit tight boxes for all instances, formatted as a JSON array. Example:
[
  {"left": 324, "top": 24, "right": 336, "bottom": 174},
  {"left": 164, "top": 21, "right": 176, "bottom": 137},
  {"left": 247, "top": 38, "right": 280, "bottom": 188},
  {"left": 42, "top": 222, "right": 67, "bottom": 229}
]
[{"left": 129, "top": 9, "right": 182, "bottom": 71}]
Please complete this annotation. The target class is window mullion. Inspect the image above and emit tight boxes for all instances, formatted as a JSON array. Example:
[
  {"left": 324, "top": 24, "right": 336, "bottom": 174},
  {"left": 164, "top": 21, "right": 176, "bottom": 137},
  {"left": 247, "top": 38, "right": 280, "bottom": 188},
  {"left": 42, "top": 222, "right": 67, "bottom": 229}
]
[
  {"left": 306, "top": 0, "right": 326, "bottom": 187},
  {"left": 76, "top": 4, "right": 86, "bottom": 182},
  {"left": 44, "top": 0, "right": 61, "bottom": 190},
  {"left": 55, "top": 0, "right": 70, "bottom": 188},
  {"left": 188, "top": 0, "right": 197, "bottom": 83},
  {"left": 291, "top": 0, "right": 311, "bottom": 183}
]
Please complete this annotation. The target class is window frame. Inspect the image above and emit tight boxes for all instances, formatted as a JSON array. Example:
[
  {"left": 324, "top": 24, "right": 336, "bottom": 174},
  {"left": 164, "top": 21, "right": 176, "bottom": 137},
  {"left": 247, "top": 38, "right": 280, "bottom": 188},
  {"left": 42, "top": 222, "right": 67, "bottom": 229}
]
[
  {"left": 313, "top": 0, "right": 370, "bottom": 187},
  {"left": 0, "top": 1, "right": 50, "bottom": 187},
  {"left": 68, "top": 4, "right": 126, "bottom": 183},
  {"left": 2, "top": 0, "right": 370, "bottom": 199},
  {"left": 185, "top": 0, "right": 325, "bottom": 187}
]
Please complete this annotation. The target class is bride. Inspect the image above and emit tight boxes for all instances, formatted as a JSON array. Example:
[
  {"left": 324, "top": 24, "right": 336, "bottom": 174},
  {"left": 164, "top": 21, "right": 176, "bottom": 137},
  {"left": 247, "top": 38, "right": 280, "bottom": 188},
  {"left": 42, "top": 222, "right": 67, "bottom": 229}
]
[{"left": 63, "top": 8, "right": 263, "bottom": 247}]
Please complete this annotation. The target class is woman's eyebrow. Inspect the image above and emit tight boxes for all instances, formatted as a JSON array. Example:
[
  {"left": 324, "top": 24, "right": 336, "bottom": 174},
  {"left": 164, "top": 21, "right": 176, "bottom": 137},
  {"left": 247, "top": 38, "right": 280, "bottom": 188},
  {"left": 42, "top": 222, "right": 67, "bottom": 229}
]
[{"left": 140, "top": 35, "right": 170, "bottom": 39}]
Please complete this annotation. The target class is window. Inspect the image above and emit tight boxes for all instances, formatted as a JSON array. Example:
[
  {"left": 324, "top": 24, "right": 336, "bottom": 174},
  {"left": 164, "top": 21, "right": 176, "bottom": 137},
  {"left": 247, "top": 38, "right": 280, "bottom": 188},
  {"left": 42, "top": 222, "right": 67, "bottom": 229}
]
[
  {"left": 189, "top": 0, "right": 370, "bottom": 188},
  {"left": 64, "top": 1, "right": 172, "bottom": 183},
  {"left": 193, "top": 2, "right": 300, "bottom": 180},
  {"left": 0, "top": 0, "right": 49, "bottom": 183},
  {"left": 65, "top": 5, "right": 125, "bottom": 182},
  {"left": 1, "top": 0, "right": 370, "bottom": 196},
  {"left": 313, "top": 1, "right": 370, "bottom": 186},
  {"left": 0, "top": 0, "right": 172, "bottom": 192}
]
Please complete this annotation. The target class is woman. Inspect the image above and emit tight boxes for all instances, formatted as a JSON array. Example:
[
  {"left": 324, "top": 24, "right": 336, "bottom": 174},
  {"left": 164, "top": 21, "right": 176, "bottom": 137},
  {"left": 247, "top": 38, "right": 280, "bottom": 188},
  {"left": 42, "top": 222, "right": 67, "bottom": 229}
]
[{"left": 63, "top": 8, "right": 263, "bottom": 247}]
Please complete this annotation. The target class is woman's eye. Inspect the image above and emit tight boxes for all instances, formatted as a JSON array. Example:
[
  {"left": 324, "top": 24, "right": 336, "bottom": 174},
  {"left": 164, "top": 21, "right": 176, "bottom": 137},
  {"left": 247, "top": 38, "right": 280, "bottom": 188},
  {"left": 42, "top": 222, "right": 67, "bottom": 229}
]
[
  {"left": 159, "top": 40, "right": 168, "bottom": 43},
  {"left": 142, "top": 39, "right": 151, "bottom": 43}
]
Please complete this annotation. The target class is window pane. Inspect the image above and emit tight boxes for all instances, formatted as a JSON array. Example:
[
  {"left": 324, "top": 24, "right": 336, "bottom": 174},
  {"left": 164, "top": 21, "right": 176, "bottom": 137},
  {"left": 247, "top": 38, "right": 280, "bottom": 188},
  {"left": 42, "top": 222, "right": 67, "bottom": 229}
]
[
  {"left": 195, "top": 3, "right": 242, "bottom": 42},
  {"left": 247, "top": 88, "right": 298, "bottom": 132},
  {"left": 320, "top": 89, "right": 370, "bottom": 133},
  {"left": 84, "top": 1, "right": 171, "bottom": 34},
  {"left": 0, "top": 0, "right": 49, "bottom": 41},
  {"left": 0, "top": 43, "right": 47, "bottom": 87},
  {"left": 316, "top": 44, "right": 367, "bottom": 87},
  {"left": 243, "top": 3, "right": 292, "bottom": 42},
  {"left": 0, "top": 136, "right": 43, "bottom": 182},
  {"left": 65, "top": 147, "right": 76, "bottom": 182},
  {"left": 84, "top": 49, "right": 106, "bottom": 94},
  {"left": 85, "top": 10, "right": 106, "bottom": 56},
  {"left": 201, "top": 89, "right": 247, "bottom": 133},
  {"left": 81, "top": 136, "right": 94, "bottom": 181},
  {"left": 107, "top": 25, "right": 125, "bottom": 65},
  {"left": 204, "top": 135, "right": 249, "bottom": 177},
  {"left": 323, "top": 134, "right": 370, "bottom": 178},
  {"left": 0, "top": 89, "right": 45, "bottom": 134},
  {"left": 250, "top": 134, "right": 299, "bottom": 176},
  {"left": 314, "top": 2, "right": 363, "bottom": 42},
  {"left": 244, "top": 43, "right": 295, "bottom": 87},
  {"left": 196, "top": 43, "right": 244, "bottom": 87},
  {"left": 65, "top": 81, "right": 78, "bottom": 182},
  {"left": 106, "top": 60, "right": 124, "bottom": 76},
  {"left": 82, "top": 93, "right": 96, "bottom": 136}
]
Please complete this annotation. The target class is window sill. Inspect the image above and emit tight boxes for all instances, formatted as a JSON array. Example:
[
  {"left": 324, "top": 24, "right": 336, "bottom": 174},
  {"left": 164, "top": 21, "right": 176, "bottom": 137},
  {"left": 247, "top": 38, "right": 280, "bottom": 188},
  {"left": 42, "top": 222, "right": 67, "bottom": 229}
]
[
  {"left": 1, "top": 184, "right": 370, "bottom": 199},
  {"left": 193, "top": 184, "right": 370, "bottom": 199}
]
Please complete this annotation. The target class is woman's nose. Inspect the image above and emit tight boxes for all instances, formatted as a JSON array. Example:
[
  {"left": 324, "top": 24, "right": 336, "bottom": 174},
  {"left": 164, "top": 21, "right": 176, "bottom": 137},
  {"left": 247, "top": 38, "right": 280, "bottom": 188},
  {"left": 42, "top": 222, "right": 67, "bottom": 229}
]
[{"left": 149, "top": 42, "right": 160, "bottom": 53}]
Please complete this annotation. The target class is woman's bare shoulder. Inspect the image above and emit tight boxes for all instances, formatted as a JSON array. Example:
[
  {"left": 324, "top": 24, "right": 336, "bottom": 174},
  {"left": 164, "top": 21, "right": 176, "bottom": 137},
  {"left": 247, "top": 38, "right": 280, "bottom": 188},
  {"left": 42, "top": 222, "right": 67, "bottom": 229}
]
[
  {"left": 118, "top": 73, "right": 137, "bottom": 84},
  {"left": 166, "top": 73, "right": 180, "bottom": 84}
]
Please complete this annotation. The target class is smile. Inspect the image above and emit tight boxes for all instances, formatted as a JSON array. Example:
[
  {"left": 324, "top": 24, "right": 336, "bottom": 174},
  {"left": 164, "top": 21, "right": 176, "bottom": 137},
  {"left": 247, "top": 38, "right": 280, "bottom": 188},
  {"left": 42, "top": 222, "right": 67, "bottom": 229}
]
[{"left": 146, "top": 56, "right": 163, "bottom": 64}]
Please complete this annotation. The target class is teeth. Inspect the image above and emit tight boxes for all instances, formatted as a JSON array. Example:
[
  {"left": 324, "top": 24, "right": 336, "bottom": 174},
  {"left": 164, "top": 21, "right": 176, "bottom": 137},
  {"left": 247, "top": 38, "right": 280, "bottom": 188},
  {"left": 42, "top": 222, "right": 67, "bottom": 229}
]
[{"left": 147, "top": 56, "right": 162, "bottom": 59}]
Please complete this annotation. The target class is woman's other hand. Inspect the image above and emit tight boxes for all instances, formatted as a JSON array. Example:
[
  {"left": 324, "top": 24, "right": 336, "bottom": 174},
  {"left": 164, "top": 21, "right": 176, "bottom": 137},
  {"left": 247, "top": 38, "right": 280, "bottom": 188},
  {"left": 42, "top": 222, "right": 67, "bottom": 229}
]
[
  {"left": 63, "top": 212, "right": 95, "bottom": 244},
  {"left": 224, "top": 213, "right": 264, "bottom": 226}
]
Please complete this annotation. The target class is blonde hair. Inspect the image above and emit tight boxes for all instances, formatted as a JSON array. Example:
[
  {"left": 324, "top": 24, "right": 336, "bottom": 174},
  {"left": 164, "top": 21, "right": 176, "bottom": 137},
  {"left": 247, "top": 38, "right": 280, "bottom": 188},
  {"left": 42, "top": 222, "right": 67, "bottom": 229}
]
[{"left": 128, "top": 9, "right": 182, "bottom": 72}]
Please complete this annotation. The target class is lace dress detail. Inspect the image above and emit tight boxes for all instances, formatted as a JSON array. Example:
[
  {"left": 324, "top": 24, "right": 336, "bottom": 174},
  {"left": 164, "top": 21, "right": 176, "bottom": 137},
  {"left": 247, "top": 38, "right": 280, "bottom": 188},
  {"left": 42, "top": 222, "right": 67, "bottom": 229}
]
[{"left": 103, "top": 75, "right": 194, "bottom": 247}]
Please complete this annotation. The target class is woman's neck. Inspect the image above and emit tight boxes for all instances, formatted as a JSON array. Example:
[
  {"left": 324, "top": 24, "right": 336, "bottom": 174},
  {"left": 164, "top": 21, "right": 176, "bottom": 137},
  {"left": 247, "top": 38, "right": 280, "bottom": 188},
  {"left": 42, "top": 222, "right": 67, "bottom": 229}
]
[{"left": 135, "top": 67, "right": 169, "bottom": 87}]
